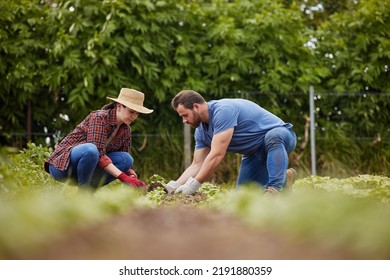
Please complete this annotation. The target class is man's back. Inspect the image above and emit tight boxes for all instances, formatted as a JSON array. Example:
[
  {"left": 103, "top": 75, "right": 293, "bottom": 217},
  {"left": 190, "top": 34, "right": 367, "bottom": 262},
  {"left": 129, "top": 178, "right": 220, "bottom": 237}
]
[{"left": 195, "top": 98, "right": 292, "bottom": 155}]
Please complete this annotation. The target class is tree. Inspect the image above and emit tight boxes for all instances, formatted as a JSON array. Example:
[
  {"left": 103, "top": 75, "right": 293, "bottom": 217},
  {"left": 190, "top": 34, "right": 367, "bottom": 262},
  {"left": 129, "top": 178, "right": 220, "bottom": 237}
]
[
  {"left": 1, "top": 0, "right": 389, "bottom": 177},
  {"left": 315, "top": 0, "right": 390, "bottom": 93},
  {"left": 311, "top": 0, "right": 390, "bottom": 175},
  {"left": 0, "top": 0, "right": 55, "bottom": 145},
  {"left": 292, "top": 0, "right": 352, "bottom": 29}
]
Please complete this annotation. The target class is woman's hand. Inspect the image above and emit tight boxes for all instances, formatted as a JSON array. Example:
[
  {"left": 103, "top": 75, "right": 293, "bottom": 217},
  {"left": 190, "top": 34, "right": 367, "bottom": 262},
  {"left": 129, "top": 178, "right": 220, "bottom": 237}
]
[
  {"left": 117, "top": 172, "right": 146, "bottom": 188},
  {"left": 125, "top": 168, "right": 138, "bottom": 178}
]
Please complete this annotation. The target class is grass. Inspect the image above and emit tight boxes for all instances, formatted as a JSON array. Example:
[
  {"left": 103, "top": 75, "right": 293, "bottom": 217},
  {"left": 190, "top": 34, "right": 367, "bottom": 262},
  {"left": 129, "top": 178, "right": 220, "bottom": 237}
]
[{"left": 1, "top": 144, "right": 390, "bottom": 259}]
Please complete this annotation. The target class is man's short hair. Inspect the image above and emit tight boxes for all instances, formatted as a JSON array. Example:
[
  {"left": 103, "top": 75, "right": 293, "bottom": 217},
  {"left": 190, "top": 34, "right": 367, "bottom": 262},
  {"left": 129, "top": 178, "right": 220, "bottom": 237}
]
[{"left": 171, "top": 90, "right": 206, "bottom": 110}]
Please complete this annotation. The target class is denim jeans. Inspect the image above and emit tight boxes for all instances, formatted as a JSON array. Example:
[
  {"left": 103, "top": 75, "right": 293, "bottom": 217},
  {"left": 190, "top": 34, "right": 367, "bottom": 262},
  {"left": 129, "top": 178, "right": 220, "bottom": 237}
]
[
  {"left": 49, "top": 143, "right": 133, "bottom": 188},
  {"left": 236, "top": 126, "right": 297, "bottom": 190}
]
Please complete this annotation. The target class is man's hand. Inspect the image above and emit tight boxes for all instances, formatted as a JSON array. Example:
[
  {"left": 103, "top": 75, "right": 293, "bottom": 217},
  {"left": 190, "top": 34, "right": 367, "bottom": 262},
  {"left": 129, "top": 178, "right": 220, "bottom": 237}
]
[
  {"left": 118, "top": 172, "right": 146, "bottom": 188},
  {"left": 174, "top": 177, "right": 202, "bottom": 195},
  {"left": 163, "top": 180, "right": 181, "bottom": 194}
]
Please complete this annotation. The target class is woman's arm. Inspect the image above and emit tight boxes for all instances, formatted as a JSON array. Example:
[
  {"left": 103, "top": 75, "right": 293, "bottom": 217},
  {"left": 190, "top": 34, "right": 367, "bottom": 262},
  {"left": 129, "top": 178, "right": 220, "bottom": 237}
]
[{"left": 103, "top": 163, "right": 123, "bottom": 178}]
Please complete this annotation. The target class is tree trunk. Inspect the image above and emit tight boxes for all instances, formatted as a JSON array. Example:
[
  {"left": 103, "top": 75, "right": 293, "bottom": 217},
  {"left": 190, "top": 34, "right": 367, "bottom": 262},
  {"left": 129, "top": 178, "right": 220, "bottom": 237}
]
[{"left": 183, "top": 124, "right": 192, "bottom": 169}]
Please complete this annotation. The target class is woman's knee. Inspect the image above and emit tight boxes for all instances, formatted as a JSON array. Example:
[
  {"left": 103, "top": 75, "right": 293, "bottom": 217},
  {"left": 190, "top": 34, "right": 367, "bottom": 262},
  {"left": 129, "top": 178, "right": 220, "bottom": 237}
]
[
  {"left": 109, "top": 152, "right": 133, "bottom": 171},
  {"left": 122, "top": 153, "right": 134, "bottom": 168},
  {"left": 70, "top": 143, "right": 99, "bottom": 162},
  {"left": 79, "top": 143, "right": 99, "bottom": 161}
]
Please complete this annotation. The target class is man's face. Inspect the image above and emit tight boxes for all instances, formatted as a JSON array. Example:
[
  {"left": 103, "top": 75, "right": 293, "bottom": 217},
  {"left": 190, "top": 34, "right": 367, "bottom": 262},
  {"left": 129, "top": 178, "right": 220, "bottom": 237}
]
[{"left": 176, "top": 104, "right": 201, "bottom": 128}]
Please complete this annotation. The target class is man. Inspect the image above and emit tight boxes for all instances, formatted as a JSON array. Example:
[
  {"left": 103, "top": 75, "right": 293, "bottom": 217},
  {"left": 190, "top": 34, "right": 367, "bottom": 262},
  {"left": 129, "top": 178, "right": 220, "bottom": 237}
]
[{"left": 165, "top": 89, "right": 297, "bottom": 195}]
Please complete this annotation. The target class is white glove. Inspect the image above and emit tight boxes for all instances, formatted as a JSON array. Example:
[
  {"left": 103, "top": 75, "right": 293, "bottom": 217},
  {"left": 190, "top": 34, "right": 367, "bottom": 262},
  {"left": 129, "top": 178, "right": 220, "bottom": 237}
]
[
  {"left": 174, "top": 177, "right": 202, "bottom": 195},
  {"left": 163, "top": 180, "right": 181, "bottom": 194}
]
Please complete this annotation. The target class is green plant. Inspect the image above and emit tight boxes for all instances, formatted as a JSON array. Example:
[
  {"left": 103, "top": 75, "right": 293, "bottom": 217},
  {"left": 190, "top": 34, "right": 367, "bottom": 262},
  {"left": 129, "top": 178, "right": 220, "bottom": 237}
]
[
  {"left": 1, "top": 143, "right": 390, "bottom": 259},
  {"left": 213, "top": 175, "right": 390, "bottom": 258}
]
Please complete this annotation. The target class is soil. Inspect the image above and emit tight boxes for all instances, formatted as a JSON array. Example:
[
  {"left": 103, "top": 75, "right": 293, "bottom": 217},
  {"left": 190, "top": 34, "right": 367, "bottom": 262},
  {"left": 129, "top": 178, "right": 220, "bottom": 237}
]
[{"left": 14, "top": 204, "right": 356, "bottom": 260}]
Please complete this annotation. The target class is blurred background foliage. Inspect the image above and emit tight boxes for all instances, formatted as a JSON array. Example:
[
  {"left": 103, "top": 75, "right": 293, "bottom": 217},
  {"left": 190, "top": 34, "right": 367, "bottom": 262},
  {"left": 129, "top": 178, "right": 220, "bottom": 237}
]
[{"left": 0, "top": 0, "right": 389, "bottom": 181}]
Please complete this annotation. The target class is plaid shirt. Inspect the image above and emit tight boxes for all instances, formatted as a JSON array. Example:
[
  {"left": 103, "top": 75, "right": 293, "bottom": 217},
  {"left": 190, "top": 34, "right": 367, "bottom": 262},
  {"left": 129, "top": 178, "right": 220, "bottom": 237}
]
[{"left": 46, "top": 108, "right": 131, "bottom": 171}]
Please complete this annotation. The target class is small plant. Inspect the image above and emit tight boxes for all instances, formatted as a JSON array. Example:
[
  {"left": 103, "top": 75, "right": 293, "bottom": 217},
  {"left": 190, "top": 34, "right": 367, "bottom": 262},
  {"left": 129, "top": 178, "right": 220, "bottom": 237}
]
[
  {"left": 147, "top": 174, "right": 167, "bottom": 185},
  {"left": 145, "top": 186, "right": 167, "bottom": 205},
  {"left": 198, "top": 182, "right": 222, "bottom": 201}
]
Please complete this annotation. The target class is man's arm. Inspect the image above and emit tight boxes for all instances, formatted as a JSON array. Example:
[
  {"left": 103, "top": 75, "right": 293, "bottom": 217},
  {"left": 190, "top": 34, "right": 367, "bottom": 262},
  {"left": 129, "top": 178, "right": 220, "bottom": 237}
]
[
  {"left": 194, "top": 127, "right": 234, "bottom": 183},
  {"left": 171, "top": 128, "right": 233, "bottom": 195},
  {"left": 176, "top": 146, "right": 210, "bottom": 184}
]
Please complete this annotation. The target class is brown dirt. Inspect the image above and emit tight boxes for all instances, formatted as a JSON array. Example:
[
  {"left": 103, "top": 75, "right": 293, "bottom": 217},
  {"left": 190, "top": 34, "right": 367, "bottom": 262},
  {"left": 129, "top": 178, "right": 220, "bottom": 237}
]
[{"left": 15, "top": 206, "right": 356, "bottom": 260}]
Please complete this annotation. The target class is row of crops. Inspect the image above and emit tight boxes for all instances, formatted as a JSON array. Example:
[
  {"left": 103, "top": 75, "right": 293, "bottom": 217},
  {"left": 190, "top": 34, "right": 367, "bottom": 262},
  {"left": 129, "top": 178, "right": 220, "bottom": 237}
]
[{"left": 1, "top": 144, "right": 390, "bottom": 259}]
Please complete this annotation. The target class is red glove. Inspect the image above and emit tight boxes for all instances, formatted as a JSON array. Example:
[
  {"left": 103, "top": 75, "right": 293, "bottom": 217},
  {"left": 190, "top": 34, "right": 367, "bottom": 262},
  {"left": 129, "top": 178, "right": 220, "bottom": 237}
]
[
  {"left": 117, "top": 172, "right": 146, "bottom": 188},
  {"left": 125, "top": 168, "right": 137, "bottom": 178}
]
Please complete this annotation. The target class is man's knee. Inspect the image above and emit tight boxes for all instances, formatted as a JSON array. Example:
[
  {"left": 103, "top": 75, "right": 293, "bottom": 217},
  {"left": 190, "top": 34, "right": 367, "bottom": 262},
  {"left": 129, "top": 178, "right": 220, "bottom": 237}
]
[{"left": 265, "top": 130, "right": 284, "bottom": 146}]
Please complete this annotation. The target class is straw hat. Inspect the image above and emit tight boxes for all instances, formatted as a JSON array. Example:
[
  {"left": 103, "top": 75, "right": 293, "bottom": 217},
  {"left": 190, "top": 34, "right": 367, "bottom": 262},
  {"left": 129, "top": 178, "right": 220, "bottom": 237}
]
[{"left": 107, "top": 88, "right": 153, "bottom": 114}]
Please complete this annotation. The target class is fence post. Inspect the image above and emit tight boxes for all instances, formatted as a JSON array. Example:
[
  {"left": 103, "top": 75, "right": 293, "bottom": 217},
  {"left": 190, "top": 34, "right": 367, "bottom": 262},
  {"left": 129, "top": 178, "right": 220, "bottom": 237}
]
[
  {"left": 183, "top": 124, "right": 192, "bottom": 169},
  {"left": 309, "top": 85, "right": 317, "bottom": 175}
]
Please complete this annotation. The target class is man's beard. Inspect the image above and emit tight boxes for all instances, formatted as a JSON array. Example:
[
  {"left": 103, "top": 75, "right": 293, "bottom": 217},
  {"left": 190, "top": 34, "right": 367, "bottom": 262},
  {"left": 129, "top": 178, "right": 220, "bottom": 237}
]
[
  {"left": 190, "top": 122, "right": 199, "bottom": 128},
  {"left": 189, "top": 112, "right": 201, "bottom": 128}
]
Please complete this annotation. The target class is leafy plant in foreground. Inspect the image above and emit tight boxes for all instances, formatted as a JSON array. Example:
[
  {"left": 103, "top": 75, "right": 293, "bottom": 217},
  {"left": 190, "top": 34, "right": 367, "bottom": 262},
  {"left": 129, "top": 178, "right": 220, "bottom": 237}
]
[{"left": 213, "top": 180, "right": 390, "bottom": 259}]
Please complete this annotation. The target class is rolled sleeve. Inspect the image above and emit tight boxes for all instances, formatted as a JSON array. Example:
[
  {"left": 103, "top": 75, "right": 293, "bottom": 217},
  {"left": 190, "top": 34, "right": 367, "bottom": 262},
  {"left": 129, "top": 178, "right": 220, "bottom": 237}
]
[{"left": 98, "top": 155, "right": 112, "bottom": 168}]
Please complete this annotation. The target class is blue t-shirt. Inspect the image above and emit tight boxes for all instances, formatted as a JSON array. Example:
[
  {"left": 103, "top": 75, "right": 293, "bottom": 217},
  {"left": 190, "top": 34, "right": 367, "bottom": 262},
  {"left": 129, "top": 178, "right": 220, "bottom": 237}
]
[{"left": 194, "top": 99, "right": 292, "bottom": 155}]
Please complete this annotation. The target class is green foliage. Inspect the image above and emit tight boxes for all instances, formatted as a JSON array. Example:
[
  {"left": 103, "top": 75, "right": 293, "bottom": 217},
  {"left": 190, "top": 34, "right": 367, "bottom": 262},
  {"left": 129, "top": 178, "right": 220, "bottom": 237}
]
[
  {"left": 145, "top": 174, "right": 168, "bottom": 204},
  {"left": 315, "top": 0, "right": 390, "bottom": 92},
  {"left": 0, "top": 144, "right": 152, "bottom": 258},
  {"left": 0, "top": 143, "right": 57, "bottom": 199},
  {"left": 311, "top": 92, "right": 390, "bottom": 177},
  {"left": 199, "top": 182, "right": 223, "bottom": 201},
  {"left": 214, "top": 176, "right": 390, "bottom": 258},
  {"left": 1, "top": 0, "right": 389, "bottom": 180},
  {"left": 146, "top": 186, "right": 167, "bottom": 205},
  {"left": 293, "top": 0, "right": 352, "bottom": 29},
  {"left": 0, "top": 186, "right": 150, "bottom": 258},
  {"left": 177, "top": 0, "right": 314, "bottom": 94},
  {"left": 296, "top": 174, "right": 390, "bottom": 200},
  {"left": 1, "top": 145, "right": 390, "bottom": 258},
  {"left": 144, "top": 172, "right": 390, "bottom": 258}
]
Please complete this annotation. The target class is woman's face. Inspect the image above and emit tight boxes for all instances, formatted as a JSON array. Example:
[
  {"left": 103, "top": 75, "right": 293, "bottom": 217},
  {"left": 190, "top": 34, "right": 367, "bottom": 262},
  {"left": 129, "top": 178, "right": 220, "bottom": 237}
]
[{"left": 117, "top": 104, "right": 139, "bottom": 125}]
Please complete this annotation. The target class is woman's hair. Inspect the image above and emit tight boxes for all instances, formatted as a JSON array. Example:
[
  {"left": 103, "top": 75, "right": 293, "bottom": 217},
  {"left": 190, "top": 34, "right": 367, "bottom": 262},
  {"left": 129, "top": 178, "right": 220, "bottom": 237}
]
[
  {"left": 101, "top": 102, "right": 117, "bottom": 110},
  {"left": 171, "top": 90, "right": 206, "bottom": 110}
]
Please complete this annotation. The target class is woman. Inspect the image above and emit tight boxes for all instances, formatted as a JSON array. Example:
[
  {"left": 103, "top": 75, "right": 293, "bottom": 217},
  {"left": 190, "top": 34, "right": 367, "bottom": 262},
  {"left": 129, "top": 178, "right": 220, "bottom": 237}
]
[{"left": 44, "top": 88, "right": 153, "bottom": 189}]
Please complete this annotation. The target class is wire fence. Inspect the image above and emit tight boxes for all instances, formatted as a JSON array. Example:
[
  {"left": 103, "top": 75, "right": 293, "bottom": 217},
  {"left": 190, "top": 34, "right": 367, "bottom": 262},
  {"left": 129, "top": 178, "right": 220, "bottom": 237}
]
[{"left": 2, "top": 89, "right": 389, "bottom": 177}]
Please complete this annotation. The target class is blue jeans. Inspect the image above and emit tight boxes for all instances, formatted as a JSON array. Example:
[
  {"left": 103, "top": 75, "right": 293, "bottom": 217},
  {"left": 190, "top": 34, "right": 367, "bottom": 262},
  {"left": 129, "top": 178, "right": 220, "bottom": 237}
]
[
  {"left": 236, "top": 127, "right": 297, "bottom": 190},
  {"left": 49, "top": 143, "right": 133, "bottom": 188}
]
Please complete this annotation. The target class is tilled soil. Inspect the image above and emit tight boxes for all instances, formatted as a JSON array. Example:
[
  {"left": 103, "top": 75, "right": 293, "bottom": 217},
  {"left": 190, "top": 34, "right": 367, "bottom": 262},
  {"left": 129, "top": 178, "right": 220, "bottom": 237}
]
[{"left": 16, "top": 206, "right": 354, "bottom": 260}]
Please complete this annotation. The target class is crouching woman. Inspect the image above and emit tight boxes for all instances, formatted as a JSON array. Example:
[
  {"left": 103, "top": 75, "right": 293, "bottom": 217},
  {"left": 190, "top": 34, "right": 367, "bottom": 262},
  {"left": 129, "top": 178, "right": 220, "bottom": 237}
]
[{"left": 44, "top": 88, "right": 153, "bottom": 190}]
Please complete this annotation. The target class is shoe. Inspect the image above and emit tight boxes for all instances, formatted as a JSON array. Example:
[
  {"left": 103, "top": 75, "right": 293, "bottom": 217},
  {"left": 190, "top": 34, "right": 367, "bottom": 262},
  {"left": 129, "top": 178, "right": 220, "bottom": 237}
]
[{"left": 285, "top": 168, "right": 297, "bottom": 192}]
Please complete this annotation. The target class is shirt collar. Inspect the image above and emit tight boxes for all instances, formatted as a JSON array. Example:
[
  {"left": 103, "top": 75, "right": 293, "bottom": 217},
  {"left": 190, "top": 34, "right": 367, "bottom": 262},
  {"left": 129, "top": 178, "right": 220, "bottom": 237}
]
[{"left": 107, "top": 108, "right": 117, "bottom": 126}]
